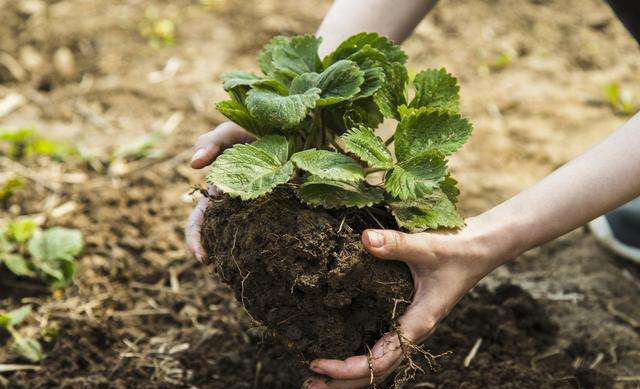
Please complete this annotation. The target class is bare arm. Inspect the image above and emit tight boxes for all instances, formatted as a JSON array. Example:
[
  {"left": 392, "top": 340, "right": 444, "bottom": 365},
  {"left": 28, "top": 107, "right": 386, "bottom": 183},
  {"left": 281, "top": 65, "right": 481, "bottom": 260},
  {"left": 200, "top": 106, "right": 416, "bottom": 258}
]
[
  {"left": 307, "top": 114, "right": 640, "bottom": 389},
  {"left": 484, "top": 112, "right": 640, "bottom": 262},
  {"left": 316, "top": 0, "right": 438, "bottom": 57}
]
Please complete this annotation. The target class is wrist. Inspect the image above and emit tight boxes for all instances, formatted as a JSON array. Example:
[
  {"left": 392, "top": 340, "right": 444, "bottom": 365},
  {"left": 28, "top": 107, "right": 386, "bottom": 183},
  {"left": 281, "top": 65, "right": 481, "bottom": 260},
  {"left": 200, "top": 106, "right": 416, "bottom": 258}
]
[{"left": 463, "top": 210, "right": 527, "bottom": 270}]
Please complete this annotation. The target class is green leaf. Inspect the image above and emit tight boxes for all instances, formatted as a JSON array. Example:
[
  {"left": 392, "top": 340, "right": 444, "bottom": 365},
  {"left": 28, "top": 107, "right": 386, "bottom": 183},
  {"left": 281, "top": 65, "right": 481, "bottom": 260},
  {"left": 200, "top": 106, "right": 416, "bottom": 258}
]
[
  {"left": 7, "top": 219, "right": 37, "bottom": 245},
  {"left": 395, "top": 108, "right": 472, "bottom": 161},
  {"left": 346, "top": 44, "right": 388, "bottom": 65},
  {"left": 322, "top": 32, "right": 407, "bottom": 67},
  {"left": 222, "top": 71, "right": 288, "bottom": 102},
  {"left": 384, "top": 152, "right": 447, "bottom": 200},
  {"left": 356, "top": 63, "right": 385, "bottom": 99},
  {"left": 246, "top": 87, "right": 320, "bottom": 129},
  {"left": 27, "top": 227, "right": 82, "bottom": 284},
  {"left": 298, "top": 176, "right": 384, "bottom": 209},
  {"left": 440, "top": 174, "right": 460, "bottom": 203},
  {"left": 410, "top": 68, "right": 460, "bottom": 113},
  {"left": 28, "top": 228, "right": 83, "bottom": 263},
  {"left": 291, "top": 149, "right": 364, "bottom": 182},
  {"left": 290, "top": 72, "right": 321, "bottom": 95},
  {"left": 0, "top": 305, "right": 32, "bottom": 328},
  {"left": 316, "top": 60, "right": 364, "bottom": 106},
  {"left": 3, "top": 254, "right": 35, "bottom": 277},
  {"left": 206, "top": 135, "right": 294, "bottom": 200},
  {"left": 11, "top": 333, "right": 43, "bottom": 362},
  {"left": 258, "top": 35, "right": 322, "bottom": 82},
  {"left": 216, "top": 100, "right": 276, "bottom": 137},
  {"left": 50, "top": 260, "right": 75, "bottom": 290},
  {"left": 374, "top": 62, "right": 408, "bottom": 120},
  {"left": 390, "top": 190, "right": 464, "bottom": 230},
  {"left": 341, "top": 125, "right": 393, "bottom": 169},
  {"left": 324, "top": 97, "right": 384, "bottom": 134}
]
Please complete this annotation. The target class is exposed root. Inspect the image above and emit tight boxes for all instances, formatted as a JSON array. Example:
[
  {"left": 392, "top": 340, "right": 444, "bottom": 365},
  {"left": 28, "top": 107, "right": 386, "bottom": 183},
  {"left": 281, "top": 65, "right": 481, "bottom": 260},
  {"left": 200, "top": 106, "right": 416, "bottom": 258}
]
[
  {"left": 228, "top": 226, "right": 257, "bottom": 323},
  {"left": 392, "top": 324, "right": 452, "bottom": 388}
]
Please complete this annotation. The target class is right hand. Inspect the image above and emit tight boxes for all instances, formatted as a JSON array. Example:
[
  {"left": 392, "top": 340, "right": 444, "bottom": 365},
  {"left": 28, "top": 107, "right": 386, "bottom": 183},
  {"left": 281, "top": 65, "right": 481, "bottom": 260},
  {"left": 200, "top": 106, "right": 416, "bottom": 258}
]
[{"left": 185, "top": 121, "right": 254, "bottom": 263}]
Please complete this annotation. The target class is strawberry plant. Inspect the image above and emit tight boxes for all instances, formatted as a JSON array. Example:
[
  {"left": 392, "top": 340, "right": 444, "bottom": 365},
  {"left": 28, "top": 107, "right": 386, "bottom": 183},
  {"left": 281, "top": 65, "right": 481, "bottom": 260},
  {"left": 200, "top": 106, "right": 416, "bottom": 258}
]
[
  {"left": 207, "top": 33, "right": 472, "bottom": 230},
  {"left": 0, "top": 221, "right": 83, "bottom": 289}
]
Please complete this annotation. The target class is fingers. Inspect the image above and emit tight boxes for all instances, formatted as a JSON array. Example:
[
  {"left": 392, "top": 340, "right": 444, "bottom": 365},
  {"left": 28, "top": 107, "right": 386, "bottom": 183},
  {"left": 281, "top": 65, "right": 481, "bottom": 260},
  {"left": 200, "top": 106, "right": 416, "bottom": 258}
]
[
  {"left": 362, "top": 229, "right": 434, "bottom": 263},
  {"left": 310, "top": 331, "right": 404, "bottom": 381},
  {"left": 185, "top": 191, "right": 213, "bottom": 263},
  {"left": 303, "top": 376, "right": 378, "bottom": 389},
  {"left": 190, "top": 122, "right": 253, "bottom": 169}
]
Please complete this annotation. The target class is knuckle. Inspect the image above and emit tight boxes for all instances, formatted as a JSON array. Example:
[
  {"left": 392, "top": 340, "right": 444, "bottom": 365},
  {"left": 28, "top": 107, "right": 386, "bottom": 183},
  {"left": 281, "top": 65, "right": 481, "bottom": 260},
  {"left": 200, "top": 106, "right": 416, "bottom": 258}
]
[{"left": 387, "top": 231, "right": 406, "bottom": 251}]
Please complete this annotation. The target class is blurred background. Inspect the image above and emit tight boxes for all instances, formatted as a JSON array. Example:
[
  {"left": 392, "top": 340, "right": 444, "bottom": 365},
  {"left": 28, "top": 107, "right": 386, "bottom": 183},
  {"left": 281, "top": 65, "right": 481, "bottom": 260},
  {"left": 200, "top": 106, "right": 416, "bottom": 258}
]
[{"left": 0, "top": 0, "right": 638, "bottom": 388}]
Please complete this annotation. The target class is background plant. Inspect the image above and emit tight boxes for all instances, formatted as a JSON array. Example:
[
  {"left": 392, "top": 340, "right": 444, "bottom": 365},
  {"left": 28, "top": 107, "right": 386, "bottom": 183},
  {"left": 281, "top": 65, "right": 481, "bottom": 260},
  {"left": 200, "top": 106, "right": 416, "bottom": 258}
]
[
  {"left": 206, "top": 33, "right": 473, "bottom": 230},
  {"left": 0, "top": 220, "right": 83, "bottom": 289},
  {"left": 0, "top": 305, "right": 43, "bottom": 362}
]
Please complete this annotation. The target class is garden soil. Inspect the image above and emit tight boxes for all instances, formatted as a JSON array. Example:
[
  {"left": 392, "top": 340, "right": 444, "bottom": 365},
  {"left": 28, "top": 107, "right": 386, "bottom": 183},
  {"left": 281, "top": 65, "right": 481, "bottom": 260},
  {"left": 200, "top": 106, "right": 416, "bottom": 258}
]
[
  {"left": 202, "top": 188, "right": 413, "bottom": 360},
  {"left": 1, "top": 0, "right": 639, "bottom": 388}
]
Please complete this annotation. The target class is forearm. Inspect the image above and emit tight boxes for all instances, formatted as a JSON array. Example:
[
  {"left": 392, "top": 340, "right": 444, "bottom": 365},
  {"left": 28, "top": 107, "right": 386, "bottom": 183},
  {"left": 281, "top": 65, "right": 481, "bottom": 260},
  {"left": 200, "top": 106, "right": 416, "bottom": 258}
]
[
  {"left": 316, "top": 0, "right": 438, "bottom": 57},
  {"left": 477, "top": 112, "right": 640, "bottom": 262}
]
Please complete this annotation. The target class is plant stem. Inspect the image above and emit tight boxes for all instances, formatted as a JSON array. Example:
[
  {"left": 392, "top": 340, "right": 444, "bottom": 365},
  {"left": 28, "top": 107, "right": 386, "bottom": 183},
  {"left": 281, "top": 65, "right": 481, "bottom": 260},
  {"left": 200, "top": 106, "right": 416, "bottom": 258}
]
[{"left": 384, "top": 135, "right": 395, "bottom": 146}]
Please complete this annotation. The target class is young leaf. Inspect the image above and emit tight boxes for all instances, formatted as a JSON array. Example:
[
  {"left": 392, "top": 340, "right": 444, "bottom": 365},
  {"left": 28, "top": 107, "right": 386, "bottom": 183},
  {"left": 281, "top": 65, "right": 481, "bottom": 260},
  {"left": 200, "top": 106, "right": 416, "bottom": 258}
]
[
  {"left": 356, "top": 63, "right": 385, "bottom": 99},
  {"left": 322, "top": 32, "right": 407, "bottom": 67},
  {"left": 206, "top": 135, "right": 294, "bottom": 200},
  {"left": 246, "top": 87, "right": 320, "bottom": 129},
  {"left": 394, "top": 108, "right": 472, "bottom": 161},
  {"left": 28, "top": 228, "right": 83, "bottom": 264},
  {"left": 3, "top": 254, "right": 35, "bottom": 277},
  {"left": 390, "top": 190, "right": 464, "bottom": 230},
  {"left": 290, "top": 72, "right": 321, "bottom": 95},
  {"left": 258, "top": 35, "right": 322, "bottom": 81},
  {"left": 299, "top": 176, "right": 384, "bottom": 209},
  {"left": 341, "top": 125, "right": 393, "bottom": 169},
  {"left": 7, "top": 219, "right": 37, "bottom": 245},
  {"left": 216, "top": 100, "right": 275, "bottom": 137},
  {"left": 316, "top": 60, "right": 364, "bottom": 106},
  {"left": 374, "top": 62, "right": 408, "bottom": 120},
  {"left": 291, "top": 149, "right": 364, "bottom": 182},
  {"left": 410, "top": 68, "right": 460, "bottom": 113},
  {"left": 0, "top": 305, "right": 32, "bottom": 328},
  {"left": 384, "top": 152, "right": 447, "bottom": 200},
  {"left": 222, "top": 71, "right": 288, "bottom": 101},
  {"left": 324, "top": 97, "right": 384, "bottom": 134},
  {"left": 346, "top": 44, "right": 388, "bottom": 65}
]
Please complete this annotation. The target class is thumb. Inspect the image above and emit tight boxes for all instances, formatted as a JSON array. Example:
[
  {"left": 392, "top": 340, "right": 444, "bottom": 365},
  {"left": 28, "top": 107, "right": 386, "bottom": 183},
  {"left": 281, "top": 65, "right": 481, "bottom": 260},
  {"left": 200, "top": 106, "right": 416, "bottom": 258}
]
[{"left": 362, "top": 229, "right": 432, "bottom": 263}]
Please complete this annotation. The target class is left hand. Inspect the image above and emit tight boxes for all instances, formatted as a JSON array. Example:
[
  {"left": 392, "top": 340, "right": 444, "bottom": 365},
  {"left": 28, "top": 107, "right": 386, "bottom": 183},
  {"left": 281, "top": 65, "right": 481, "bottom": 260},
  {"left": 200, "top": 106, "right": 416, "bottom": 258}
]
[{"left": 304, "top": 217, "right": 513, "bottom": 389}]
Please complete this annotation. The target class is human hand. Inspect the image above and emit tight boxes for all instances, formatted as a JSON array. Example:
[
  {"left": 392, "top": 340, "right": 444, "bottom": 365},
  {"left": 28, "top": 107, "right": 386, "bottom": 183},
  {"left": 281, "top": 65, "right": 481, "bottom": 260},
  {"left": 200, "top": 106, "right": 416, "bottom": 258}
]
[
  {"left": 304, "top": 217, "right": 514, "bottom": 389},
  {"left": 185, "top": 122, "right": 254, "bottom": 262}
]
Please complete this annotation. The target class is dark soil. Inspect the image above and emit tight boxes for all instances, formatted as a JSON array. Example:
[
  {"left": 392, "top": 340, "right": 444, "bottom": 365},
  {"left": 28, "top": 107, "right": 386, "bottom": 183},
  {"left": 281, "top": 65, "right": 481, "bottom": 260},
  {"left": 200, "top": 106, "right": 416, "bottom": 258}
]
[{"left": 201, "top": 187, "right": 414, "bottom": 361}]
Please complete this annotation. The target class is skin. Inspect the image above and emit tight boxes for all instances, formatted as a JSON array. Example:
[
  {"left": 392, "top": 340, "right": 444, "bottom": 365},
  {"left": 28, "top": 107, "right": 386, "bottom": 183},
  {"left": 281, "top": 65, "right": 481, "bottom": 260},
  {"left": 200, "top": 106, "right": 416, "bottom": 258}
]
[{"left": 186, "top": 1, "right": 640, "bottom": 387}]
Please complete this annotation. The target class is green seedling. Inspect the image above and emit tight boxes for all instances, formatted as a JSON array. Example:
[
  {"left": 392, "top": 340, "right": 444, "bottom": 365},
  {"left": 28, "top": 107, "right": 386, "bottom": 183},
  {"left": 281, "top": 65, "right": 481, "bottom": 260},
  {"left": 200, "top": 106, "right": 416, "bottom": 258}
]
[
  {"left": 206, "top": 33, "right": 474, "bottom": 230},
  {"left": 0, "top": 305, "right": 43, "bottom": 362},
  {"left": 1, "top": 223, "right": 83, "bottom": 289},
  {"left": 0, "top": 128, "right": 76, "bottom": 161}
]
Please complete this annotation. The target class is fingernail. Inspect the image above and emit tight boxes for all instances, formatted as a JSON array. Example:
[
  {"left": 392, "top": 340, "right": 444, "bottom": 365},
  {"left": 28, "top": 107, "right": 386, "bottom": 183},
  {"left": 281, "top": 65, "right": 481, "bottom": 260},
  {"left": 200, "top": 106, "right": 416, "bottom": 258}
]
[
  {"left": 366, "top": 230, "right": 385, "bottom": 248},
  {"left": 191, "top": 148, "right": 206, "bottom": 163}
]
